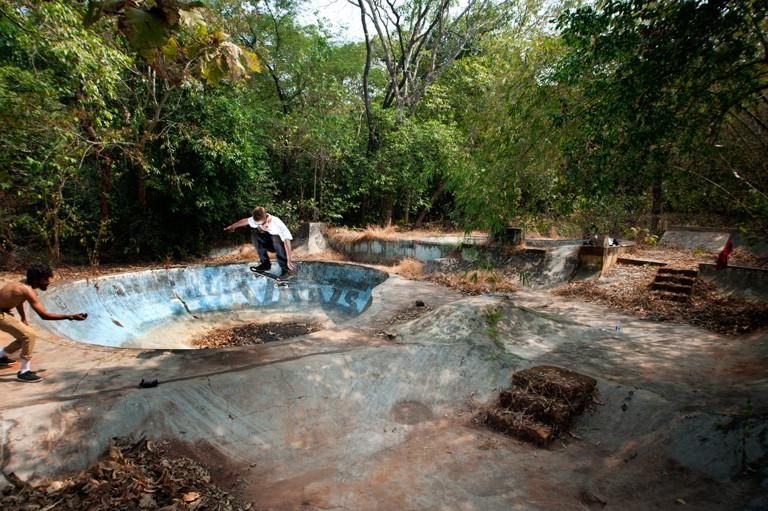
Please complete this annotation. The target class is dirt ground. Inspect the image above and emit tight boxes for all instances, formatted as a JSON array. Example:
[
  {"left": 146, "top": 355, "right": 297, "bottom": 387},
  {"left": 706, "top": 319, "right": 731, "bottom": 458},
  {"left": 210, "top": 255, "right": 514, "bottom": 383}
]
[{"left": 554, "top": 245, "right": 768, "bottom": 335}]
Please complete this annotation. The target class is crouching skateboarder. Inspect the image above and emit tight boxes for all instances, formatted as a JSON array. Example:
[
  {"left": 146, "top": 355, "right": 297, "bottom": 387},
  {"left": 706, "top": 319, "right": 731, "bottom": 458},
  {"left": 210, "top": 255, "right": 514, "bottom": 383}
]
[
  {"left": 0, "top": 264, "right": 87, "bottom": 382},
  {"left": 224, "top": 206, "right": 296, "bottom": 276}
]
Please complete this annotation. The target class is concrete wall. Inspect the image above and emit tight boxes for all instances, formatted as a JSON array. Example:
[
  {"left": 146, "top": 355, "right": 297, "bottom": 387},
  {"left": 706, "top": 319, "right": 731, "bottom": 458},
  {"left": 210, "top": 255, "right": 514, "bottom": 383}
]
[
  {"left": 31, "top": 262, "right": 388, "bottom": 347},
  {"left": 294, "top": 222, "right": 329, "bottom": 254},
  {"left": 577, "top": 245, "right": 632, "bottom": 277},
  {"left": 698, "top": 263, "right": 768, "bottom": 303},
  {"left": 329, "top": 238, "right": 462, "bottom": 264},
  {"left": 660, "top": 227, "right": 731, "bottom": 251}
]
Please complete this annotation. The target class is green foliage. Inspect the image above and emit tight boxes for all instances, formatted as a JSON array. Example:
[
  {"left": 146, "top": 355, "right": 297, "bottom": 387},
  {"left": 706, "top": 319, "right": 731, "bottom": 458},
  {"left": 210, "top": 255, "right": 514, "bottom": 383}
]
[
  {"left": 625, "top": 227, "right": 658, "bottom": 247},
  {"left": 440, "top": 18, "right": 568, "bottom": 237},
  {"left": 369, "top": 112, "right": 467, "bottom": 223},
  {"left": 3, "top": 0, "right": 765, "bottom": 266},
  {"left": 86, "top": 0, "right": 261, "bottom": 83},
  {"left": 555, "top": 0, "right": 768, "bottom": 230},
  {"left": 484, "top": 306, "right": 503, "bottom": 349},
  {"left": 0, "top": 1, "right": 128, "bottom": 261}
]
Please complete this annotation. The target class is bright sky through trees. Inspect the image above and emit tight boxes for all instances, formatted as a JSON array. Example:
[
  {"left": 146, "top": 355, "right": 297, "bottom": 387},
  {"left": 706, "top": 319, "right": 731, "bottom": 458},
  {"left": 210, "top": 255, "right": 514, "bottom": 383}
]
[{"left": 299, "top": 0, "right": 365, "bottom": 41}]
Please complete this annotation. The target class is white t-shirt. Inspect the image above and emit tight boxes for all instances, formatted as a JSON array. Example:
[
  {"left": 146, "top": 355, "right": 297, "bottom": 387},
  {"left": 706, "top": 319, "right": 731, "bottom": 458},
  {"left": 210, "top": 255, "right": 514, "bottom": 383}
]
[{"left": 247, "top": 214, "right": 293, "bottom": 241}]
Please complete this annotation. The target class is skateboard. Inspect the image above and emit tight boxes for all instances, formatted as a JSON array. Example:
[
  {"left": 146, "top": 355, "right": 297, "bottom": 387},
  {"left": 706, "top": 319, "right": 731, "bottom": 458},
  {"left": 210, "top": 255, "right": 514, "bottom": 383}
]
[{"left": 249, "top": 266, "right": 293, "bottom": 288}]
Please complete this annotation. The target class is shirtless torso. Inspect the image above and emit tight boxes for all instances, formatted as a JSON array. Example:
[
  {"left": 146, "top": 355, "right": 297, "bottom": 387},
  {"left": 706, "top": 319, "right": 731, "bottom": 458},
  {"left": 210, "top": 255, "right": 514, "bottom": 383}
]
[
  {"left": 0, "top": 267, "right": 87, "bottom": 381},
  {"left": 0, "top": 279, "right": 85, "bottom": 323}
]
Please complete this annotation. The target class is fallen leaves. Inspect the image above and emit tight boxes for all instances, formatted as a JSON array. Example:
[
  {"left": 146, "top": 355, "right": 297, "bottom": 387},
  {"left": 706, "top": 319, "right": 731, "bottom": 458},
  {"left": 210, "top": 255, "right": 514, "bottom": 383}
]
[
  {"left": 193, "top": 321, "right": 321, "bottom": 348},
  {"left": 0, "top": 437, "right": 251, "bottom": 511},
  {"left": 555, "top": 262, "right": 768, "bottom": 335}
]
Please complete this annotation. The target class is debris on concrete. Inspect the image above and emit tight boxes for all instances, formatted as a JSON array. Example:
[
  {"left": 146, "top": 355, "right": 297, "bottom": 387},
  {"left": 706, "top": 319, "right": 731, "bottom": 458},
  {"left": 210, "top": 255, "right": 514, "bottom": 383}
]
[
  {"left": 482, "top": 365, "right": 598, "bottom": 446},
  {"left": 557, "top": 265, "right": 768, "bottom": 334},
  {"left": 138, "top": 378, "right": 160, "bottom": 389},
  {"left": 0, "top": 437, "right": 250, "bottom": 511},
  {"left": 193, "top": 321, "right": 321, "bottom": 348},
  {"left": 388, "top": 303, "right": 433, "bottom": 324}
]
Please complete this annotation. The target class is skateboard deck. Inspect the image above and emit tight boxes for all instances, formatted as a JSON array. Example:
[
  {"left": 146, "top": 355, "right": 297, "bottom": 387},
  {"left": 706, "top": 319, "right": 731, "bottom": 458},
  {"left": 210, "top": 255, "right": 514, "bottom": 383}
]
[{"left": 249, "top": 266, "right": 292, "bottom": 287}]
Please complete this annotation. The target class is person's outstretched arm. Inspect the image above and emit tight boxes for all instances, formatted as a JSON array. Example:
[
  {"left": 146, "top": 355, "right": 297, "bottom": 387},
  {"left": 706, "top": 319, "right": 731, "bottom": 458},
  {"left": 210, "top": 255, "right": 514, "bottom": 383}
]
[
  {"left": 26, "top": 288, "right": 86, "bottom": 321},
  {"left": 224, "top": 218, "right": 250, "bottom": 232}
]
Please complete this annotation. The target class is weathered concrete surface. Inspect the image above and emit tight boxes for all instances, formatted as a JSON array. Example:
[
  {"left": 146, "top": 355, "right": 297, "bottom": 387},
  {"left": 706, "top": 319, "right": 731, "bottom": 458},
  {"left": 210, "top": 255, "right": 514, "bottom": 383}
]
[
  {"left": 2, "top": 266, "right": 767, "bottom": 511},
  {"left": 293, "top": 222, "right": 329, "bottom": 255},
  {"left": 699, "top": 262, "right": 768, "bottom": 303},
  {"left": 28, "top": 261, "right": 387, "bottom": 348},
  {"left": 329, "top": 237, "right": 463, "bottom": 264},
  {"left": 660, "top": 226, "right": 731, "bottom": 251}
]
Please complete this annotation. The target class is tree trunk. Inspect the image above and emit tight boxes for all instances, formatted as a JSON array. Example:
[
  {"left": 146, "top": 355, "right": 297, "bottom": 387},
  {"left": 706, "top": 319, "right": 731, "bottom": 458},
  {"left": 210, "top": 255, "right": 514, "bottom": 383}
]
[
  {"left": 650, "top": 173, "right": 663, "bottom": 233},
  {"left": 415, "top": 180, "right": 446, "bottom": 227},
  {"left": 359, "top": 1, "right": 376, "bottom": 154},
  {"left": 403, "top": 194, "right": 410, "bottom": 224},
  {"left": 384, "top": 193, "right": 394, "bottom": 226},
  {"left": 138, "top": 168, "right": 147, "bottom": 212},
  {"left": 99, "top": 154, "right": 112, "bottom": 221}
]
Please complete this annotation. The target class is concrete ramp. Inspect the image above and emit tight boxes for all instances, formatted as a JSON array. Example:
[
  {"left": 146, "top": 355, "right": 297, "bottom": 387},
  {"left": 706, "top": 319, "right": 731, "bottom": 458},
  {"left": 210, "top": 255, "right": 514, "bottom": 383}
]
[
  {"left": 699, "top": 263, "right": 768, "bottom": 303},
  {"left": 536, "top": 245, "right": 581, "bottom": 287},
  {"left": 31, "top": 262, "right": 387, "bottom": 348},
  {"left": 3, "top": 265, "right": 768, "bottom": 510},
  {"left": 660, "top": 227, "right": 730, "bottom": 251}
]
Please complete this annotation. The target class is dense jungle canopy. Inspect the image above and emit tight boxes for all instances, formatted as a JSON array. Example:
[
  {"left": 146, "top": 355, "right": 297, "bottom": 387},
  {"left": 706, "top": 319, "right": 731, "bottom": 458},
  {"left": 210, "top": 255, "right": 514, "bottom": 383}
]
[{"left": 0, "top": 0, "right": 766, "bottom": 263}]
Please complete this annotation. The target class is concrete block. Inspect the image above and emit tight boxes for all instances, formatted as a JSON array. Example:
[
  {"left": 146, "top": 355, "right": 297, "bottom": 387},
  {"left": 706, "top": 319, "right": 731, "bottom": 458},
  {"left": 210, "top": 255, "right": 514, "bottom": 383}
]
[{"left": 294, "top": 222, "right": 328, "bottom": 254}]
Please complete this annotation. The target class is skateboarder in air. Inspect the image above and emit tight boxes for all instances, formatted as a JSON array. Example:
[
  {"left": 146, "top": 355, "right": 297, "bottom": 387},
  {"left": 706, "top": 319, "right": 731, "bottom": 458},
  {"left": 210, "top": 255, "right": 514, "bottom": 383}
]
[
  {"left": 0, "top": 264, "right": 87, "bottom": 382},
  {"left": 224, "top": 206, "right": 296, "bottom": 275}
]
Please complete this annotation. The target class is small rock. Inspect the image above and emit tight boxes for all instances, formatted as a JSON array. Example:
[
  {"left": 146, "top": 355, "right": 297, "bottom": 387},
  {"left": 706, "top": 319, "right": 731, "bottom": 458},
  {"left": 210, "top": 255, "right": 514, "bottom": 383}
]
[
  {"left": 579, "top": 488, "right": 607, "bottom": 507},
  {"left": 46, "top": 480, "right": 65, "bottom": 494}
]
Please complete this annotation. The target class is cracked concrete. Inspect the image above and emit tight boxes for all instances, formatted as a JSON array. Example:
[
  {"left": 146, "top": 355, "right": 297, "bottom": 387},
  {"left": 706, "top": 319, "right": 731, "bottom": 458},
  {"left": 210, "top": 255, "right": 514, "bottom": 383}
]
[{"left": 0, "top": 261, "right": 766, "bottom": 510}]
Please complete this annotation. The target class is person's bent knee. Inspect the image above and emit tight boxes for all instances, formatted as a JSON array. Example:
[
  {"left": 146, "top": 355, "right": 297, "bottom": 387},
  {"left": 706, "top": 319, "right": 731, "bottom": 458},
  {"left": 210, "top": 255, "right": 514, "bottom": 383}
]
[{"left": 20, "top": 335, "right": 36, "bottom": 360}]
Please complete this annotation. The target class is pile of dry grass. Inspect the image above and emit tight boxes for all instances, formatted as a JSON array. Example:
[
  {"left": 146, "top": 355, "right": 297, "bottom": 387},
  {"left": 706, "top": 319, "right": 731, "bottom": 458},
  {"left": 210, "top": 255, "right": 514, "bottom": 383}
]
[
  {"left": 388, "top": 257, "right": 425, "bottom": 279},
  {"left": 328, "top": 225, "right": 480, "bottom": 244},
  {"left": 327, "top": 225, "right": 398, "bottom": 244},
  {"left": 0, "top": 437, "right": 249, "bottom": 511},
  {"left": 482, "top": 366, "right": 597, "bottom": 446},
  {"left": 426, "top": 268, "right": 518, "bottom": 295}
]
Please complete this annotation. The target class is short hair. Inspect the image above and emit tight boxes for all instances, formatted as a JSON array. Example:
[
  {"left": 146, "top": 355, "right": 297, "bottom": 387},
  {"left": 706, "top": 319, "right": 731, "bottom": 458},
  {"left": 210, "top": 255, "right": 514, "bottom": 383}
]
[
  {"left": 252, "top": 206, "right": 267, "bottom": 221},
  {"left": 27, "top": 263, "right": 53, "bottom": 287}
]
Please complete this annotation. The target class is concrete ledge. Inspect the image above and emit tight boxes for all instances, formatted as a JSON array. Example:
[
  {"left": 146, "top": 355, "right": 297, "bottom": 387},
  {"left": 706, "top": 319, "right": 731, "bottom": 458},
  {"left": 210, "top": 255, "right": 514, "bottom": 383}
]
[
  {"left": 328, "top": 238, "right": 462, "bottom": 264},
  {"left": 578, "top": 245, "right": 632, "bottom": 277},
  {"left": 698, "top": 263, "right": 768, "bottom": 303},
  {"left": 617, "top": 257, "right": 667, "bottom": 267},
  {"left": 661, "top": 227, "right": 730, "bottom": 251}
]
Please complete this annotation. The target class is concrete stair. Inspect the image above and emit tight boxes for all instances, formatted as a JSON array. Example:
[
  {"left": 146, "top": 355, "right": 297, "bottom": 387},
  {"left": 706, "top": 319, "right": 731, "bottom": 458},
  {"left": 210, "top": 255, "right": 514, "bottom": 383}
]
[{"left": 650, "top": 267, "right": 698, "bottom": 302}]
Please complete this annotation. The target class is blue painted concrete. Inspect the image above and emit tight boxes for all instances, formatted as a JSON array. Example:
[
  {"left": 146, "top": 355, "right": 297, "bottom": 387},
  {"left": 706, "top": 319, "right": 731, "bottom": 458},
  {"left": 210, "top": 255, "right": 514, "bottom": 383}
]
[{"left": 32, "top": 262, "right": 388, "bottom": 348}]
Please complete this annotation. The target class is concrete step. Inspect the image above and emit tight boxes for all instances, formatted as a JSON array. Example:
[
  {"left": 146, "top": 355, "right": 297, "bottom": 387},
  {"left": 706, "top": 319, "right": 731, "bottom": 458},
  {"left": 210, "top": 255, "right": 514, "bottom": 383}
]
[
  {"left": 651, "top": 282, "right": 694, "bottom": 295},
  {"left": 617, "top": 257, "right": 667, "bottom": 267},
  {"left": 651, "top": 290, "right": 691, "bottom": 302},
  {"left": 657, "top": 267, "right": 698, "bottom": 278},
  {"left": 654, "top": 274, "right": 696, "bottom": 285}
]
